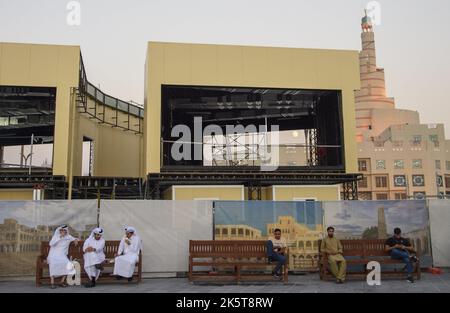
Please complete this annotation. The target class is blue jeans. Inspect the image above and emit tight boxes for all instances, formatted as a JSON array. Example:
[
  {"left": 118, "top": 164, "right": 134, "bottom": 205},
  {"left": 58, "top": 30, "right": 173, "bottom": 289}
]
[
  {"left": 266, "top": 240, "right": 286, "bottom": 275},
  {"left": 390, "top": 248, "right": 413, "bottom": 275}
]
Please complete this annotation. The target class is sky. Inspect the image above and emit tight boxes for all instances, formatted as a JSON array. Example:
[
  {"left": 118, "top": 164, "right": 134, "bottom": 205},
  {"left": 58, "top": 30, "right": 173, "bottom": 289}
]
[
  {"left": 1, "top": 0, "right": 450, "bottom": 135},
  {"left": 324, "top": 200, "right": 428, "bottom": 235}
]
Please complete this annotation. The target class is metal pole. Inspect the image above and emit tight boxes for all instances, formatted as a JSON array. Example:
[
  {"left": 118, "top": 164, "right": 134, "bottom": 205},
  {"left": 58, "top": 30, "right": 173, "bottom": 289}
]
[
  {"left": 436, "top": 172, "right": 440, "bottom": 199},
  {"left": 405, "top": 175, "right": 410, "bottom": 199},
  {"left": 29, "top": 134, "right": 34, "bottom": 175},
  {"left": 20, "top": 145, "right": 24, "bottom": 167}
]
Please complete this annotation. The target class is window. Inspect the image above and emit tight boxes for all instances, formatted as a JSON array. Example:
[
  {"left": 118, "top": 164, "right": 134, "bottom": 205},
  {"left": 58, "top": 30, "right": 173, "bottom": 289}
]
[
  {"left": 215, "top": 228, "right": 220, "bottom": 235},
  {"left": 358, "top": 192, "right": 372, "bottom": 200},
  {"left": 375, "top": 176, "right": 388, "bottom": 188},
  {"left": 436, "top": 160, "right": 441, "bottom": 170},
  {"left": 413, "top": 192, "right": 426, "bottom": 200},
  {"left": 429, "top": 135, "right": 438, "bottom": 142},
  {"left": 358, "top": 176, "right": 368, "bottom": 188},
  {"left": 412, "top": 135, "right": 422, "bottom": 145},
  {"left": 412, "top": 159, "right": 422, "bottom": 169},
  {"left": 446, "top": 161, "right": 450, "bottom": 171},
  {"left": 358, "top": 160, "right": 367, "bottom": 172},
  {"left": 394, "top": 175, "right": 407, "bottom": 187},
  {"left": 395, "top": 193, "right": 407, "bottom": 200},
  {"left": 376, "top": 193, "right": 388, "bottom": 200},
  {"left": 446, "top": 175, "right": 450, "bottom": 188},
  {"left": 231, "top": 228, "right": 236, "bottom": 236},
  {"left": 394, "top": 160, "right": 404, "bottom": 169},
  {"left": 238, "top": 229, "right": 244, "bottom": 236},
  {"left": 222, "top": 229, "right": 228, "bottom": 235},
  {"left": 376, "top": 160, "right": 386, "bottom": 170},
  {"left": 412, "top": 175, "right": 425, "bottom": 187}
]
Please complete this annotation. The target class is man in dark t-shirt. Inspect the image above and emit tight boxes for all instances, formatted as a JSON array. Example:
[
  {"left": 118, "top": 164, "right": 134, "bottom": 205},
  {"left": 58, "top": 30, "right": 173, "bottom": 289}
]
[{"left": 385, "top": 227, "right": 417, "bottom": 283}]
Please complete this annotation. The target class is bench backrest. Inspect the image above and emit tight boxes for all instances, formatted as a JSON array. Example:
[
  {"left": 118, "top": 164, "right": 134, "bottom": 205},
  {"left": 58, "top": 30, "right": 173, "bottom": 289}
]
[
  {"left": 318, "top": 239, "right": 389, "bottom": 257},
  {"left": 190, "top": 240, "right": 268, "bottom": 258},
  {"left": 40, "top": 240, "right": 123, "bottom": 259}
]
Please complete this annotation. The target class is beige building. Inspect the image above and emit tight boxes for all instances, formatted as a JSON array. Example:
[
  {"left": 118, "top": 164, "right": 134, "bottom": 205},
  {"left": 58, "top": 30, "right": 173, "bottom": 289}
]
[
  {"left": 215, "top": 216, "right": 323, "bottom": 270},
  {"left": 215, "top": 224, "right": 262, "bottom": 240},
  {"left": 355, "top": 13, "right": 450, "bottom": 200},
  {"left": 0, "top": 218, "right": 93, "bottom": 253}
]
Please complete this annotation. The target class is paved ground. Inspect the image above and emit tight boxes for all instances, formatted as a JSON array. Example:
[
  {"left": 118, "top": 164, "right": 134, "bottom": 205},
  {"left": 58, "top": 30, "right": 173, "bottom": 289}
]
[{"left": 1, "top": 272, "right": 450, "bottom": 293}]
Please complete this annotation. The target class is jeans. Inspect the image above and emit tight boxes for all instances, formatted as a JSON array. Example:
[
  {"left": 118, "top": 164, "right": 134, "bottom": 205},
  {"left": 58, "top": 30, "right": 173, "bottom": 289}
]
[
  {"left": 390, "top": 248, "right": 413, "bottom": 275},
  {"left": 266, "top": 240, "right": 286, "bottom": 275}
]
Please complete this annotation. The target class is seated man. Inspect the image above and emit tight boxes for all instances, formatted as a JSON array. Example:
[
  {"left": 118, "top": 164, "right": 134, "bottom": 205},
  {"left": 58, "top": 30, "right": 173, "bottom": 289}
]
[
  {"left": 47, "top": 225, "right": 79, "bottom": 289},
  {"left": 113, "top": 226, "right": 142, "bottom": 281},
  {"left": 320, "top": 226, "right": 346, "bottom": 284},
  {"left": 385, "top": 227, "right": 417, "bottom": 283},
  {"left": 266, "top": 228, "right": 287, "bottom": 279},
  {"left": 83, "top": 227, "right": 106, "bottom": 288}
]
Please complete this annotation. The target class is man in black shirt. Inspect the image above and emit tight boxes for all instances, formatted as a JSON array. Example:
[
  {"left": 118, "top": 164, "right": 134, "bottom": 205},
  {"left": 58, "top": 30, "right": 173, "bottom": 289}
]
[{"left": 385, "top": 227, "right": 417, "bottom": 283}]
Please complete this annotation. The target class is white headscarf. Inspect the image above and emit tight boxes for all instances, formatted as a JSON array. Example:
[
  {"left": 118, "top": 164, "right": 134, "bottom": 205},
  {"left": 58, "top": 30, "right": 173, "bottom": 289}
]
[
  {"left": 125, "top": 226, "right": 136, "bottom": 234},
  {"left": 123, "top": 226, "right": 142, "bottom": 252},
  {"left": 51, "top": 224, "right": 69, "bottom": 239},
  {"left": 49, "top": 224, "right": 74, "bottom": 247},
  {"left": 88, "top": 227, "right": 104, "bottom": 240}
]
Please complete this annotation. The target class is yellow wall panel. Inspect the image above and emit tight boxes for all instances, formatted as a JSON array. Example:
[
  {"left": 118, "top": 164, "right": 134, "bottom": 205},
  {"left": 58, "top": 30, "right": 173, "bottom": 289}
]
[
  {"left": 173, "top": 186, "right": 244, "bottom": 200},
  {"left": 273, "top": 185, "right": 340, "bottom": 201},
  {"left": 29, "top": 45, "right": 59, "bottom": 86},
  {"left": 164, "top": 44, "right": 191, "bottom": 83},
  {"left": 0, "top": 189, "right": 33, "bottom": 200},
  {"left": 0, "top": 43, "right": 31, "bottom": 85},
  {"left": 216, "top": 45, "right": 243, "bottom": 85},
  {"left": 190, "top": 44, "right": 218, "bottom": 85}
]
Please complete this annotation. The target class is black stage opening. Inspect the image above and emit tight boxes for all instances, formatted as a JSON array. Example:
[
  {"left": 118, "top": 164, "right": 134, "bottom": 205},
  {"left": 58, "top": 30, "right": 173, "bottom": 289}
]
[
  {"left": 161, "top": 85, "right": 345, "bottom": 172},
  {"left": 0, "top": 86, "right": 56, "bottom": 169}
]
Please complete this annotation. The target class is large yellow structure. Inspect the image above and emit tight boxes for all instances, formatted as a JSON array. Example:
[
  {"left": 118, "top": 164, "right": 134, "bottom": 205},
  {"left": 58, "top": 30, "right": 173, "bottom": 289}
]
[
  {"left": 145, "top": 42, "right": 360, "bottom": 201},
  {"left": 0, "top": 42, "right": 143, "bottom": 199},
  {"left": 1, "top": 41, "right": 361, "bottom": 201}
]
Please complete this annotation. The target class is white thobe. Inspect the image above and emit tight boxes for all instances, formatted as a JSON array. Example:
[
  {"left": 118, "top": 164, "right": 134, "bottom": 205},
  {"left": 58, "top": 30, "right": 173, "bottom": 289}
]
[
  {"left": 47, "top": 235, "right": 76, "bottom": 277},
  {"left": 83, "top": 238, "right": 106, "bottom": 279},
  {"left": 113, "top": 235, "right": 141, "bottom": 278}
]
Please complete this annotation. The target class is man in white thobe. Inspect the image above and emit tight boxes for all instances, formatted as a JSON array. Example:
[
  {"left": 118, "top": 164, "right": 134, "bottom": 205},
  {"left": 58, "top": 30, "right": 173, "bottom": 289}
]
[
  {"left": 83, "top": 227, "right": 106, "bottom": 288},
  {"left": 47, "top": 225, "right": 79, "bottom": 289},
  {"left": 113, "top": 226, "right": 142, "bottom": 281}
]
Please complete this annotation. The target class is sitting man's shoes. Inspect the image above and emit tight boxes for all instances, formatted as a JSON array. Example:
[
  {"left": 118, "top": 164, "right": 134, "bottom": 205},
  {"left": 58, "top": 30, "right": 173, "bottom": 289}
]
[
  {"left": 410, "top": 255, "right": 419, "bottom": 263},
  {"left": 50, "top": 284, "right": 57, "bottom": 289},
  {"left": 406, "top": 276, "right": 415, "bottom": 283},
  {"left": 127, "top": 277, "right": 133, "bottom": 282},
  {"left": 267, "top": 257, "right": 273, "bottom": 264},
  {"left": 115, "top": 276, "right": 122, "bottom": 280},
  {"left": 271, "top": 271, "right": 282, "bottom": 279},
  {"left": 84, "top": 282, "right": 94, "bottom": 288},
  {"left": 336, "top": 279, "right": 344, "bottom": 284}
]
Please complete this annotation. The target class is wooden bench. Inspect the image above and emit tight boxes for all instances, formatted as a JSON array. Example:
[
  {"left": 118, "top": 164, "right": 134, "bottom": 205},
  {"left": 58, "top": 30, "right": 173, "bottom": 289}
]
[
  {"left": 36, "top": 240, "right": 142, "bottom": 287},
  {"left": 188, "top": 240, "right": 289, "bottom": 283},
  {"left": 318, "top": 239, "right": 421, "bottom": 281}
]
